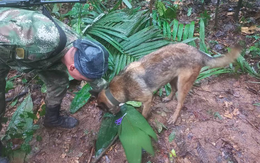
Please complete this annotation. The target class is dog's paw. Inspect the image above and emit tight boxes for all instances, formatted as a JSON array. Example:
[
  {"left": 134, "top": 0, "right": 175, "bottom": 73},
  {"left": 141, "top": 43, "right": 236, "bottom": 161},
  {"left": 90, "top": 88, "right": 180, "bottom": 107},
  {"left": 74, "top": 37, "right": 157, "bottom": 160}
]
[
  {"left": 142, "top": 112, "right": 149, "bottom": 119},
  {"left": 162, "top": 97, "right": 171, "bottom": 103},
  {"left": 167, "top": 115, "right": 178, "bottom": 124}
]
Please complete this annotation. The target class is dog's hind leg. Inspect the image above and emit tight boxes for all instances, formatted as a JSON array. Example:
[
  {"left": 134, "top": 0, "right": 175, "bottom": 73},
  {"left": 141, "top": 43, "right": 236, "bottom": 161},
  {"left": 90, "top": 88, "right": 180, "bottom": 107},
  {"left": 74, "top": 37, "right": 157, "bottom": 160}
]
[
  {"left": 162, "top": 77, "right": 178, "bottom": 102},
  {"left": 168, "top": 67, "right": 200, "bottom": 124}
]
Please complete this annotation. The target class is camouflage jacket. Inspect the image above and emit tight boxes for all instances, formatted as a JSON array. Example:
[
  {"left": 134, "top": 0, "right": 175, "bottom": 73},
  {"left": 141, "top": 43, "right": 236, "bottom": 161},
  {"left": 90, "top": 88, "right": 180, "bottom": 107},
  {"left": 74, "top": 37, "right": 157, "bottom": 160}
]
[{"left": 0, "top": 7, "right": 79, "bottom": 72}]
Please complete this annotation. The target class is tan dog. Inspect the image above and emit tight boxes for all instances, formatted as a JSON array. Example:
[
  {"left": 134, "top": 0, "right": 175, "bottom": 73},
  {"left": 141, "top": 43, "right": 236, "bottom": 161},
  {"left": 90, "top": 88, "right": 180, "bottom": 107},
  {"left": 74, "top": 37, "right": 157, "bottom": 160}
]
[{"left": 97, "top": 43, "right": 240, "bottom": 124}]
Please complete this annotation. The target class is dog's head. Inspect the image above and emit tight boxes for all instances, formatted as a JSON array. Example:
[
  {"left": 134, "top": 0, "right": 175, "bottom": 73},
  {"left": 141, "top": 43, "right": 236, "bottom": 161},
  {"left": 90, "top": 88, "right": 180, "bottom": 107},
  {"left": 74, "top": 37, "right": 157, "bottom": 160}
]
[{"left": 97, "top": 89, "right": 121, "bottom": 114}]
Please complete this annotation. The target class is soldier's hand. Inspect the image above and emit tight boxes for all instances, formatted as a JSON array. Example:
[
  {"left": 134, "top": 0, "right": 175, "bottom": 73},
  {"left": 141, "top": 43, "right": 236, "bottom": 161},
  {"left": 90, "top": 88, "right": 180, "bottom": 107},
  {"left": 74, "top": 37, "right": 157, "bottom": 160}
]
[
  {"left": 88, "top": 78, "right": 108, "bottom": 97},
  {"left": 88, "top": 90, "right": 99, "bottom": 97}
]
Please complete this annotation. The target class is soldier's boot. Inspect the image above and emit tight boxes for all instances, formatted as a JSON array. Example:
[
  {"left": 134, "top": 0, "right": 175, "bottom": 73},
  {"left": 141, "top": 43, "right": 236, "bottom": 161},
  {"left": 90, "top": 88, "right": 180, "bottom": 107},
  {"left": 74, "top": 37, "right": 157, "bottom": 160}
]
[
  {"left": 0, "top": 142, "right": 9, "bottom": 163},
  {"left": 43, "top": 105, "right": 79, "bottom": 128}
]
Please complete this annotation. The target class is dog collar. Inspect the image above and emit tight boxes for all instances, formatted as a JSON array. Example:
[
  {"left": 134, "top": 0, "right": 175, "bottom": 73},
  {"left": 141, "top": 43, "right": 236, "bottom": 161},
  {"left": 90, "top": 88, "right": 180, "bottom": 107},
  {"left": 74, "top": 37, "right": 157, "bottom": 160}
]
[{"left": 105, "top": 88, "right": 121, "bottom": 106}]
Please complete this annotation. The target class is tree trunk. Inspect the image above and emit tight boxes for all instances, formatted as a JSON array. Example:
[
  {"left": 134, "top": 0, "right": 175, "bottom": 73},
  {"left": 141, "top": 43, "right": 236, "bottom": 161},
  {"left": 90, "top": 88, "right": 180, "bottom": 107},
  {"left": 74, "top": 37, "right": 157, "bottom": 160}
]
[
  {"left": 214, "top": 0, "right": 220, "bottom": 30},
  {"left": 234, "top": 0, "right": 243, "bottom": 22}
]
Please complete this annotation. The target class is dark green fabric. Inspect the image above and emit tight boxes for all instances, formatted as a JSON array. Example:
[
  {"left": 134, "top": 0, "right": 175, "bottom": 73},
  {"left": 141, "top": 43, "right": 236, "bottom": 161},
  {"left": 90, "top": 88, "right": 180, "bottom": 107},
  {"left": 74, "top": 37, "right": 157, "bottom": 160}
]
[
  {"left": 38, "top": 67, "right": 69, "bottom": 107},
  {"left": 0, "top": 7, "right": 79, "bottom": 72},
  {"left": 0, "top": 8, "right": 77, "bottom": 131},
  {"left": 0, "top": 61, "right": 10, "bottom": 131}
]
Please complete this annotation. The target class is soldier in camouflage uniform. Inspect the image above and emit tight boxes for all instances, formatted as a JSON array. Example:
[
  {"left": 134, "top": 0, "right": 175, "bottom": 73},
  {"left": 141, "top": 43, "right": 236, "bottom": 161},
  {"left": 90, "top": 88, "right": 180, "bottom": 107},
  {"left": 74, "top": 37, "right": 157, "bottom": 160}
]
[{"left": 0, "top": 7, "right": 108, "bottom": 162}]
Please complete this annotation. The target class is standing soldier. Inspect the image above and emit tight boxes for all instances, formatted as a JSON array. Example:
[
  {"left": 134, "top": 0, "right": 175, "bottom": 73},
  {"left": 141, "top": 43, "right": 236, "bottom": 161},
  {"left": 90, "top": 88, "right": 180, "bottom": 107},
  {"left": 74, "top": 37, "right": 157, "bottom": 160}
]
[{"left": 0, "top": 7, "right": 109, "bottom": 162}]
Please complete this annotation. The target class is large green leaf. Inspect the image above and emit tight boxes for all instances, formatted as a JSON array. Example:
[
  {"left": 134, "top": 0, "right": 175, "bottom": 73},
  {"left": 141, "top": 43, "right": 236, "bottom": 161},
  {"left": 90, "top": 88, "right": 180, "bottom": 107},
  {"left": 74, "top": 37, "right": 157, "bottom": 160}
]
[
  {"left": 122, "top": 0, "right": 132, "bottom": 9},
  {"left": 122, "top": 105, "right": 157, "bottom": 141},
  {"left": 120, "top": 131, "right": 142, "bottom": 163},
  {"left": 5, "top": 75, "right": 21, "bottom": 93},
  {"left": 7, "top": 94, "right": 33, "bottom": 132},
  {"left": 5, "top": 80, "right": 13, "bottom": 93},
  {"left": 3, "top": 93, "right": 39, "bottom": 155},
  {"left": 70, "top": 84, "right": 92, "bottom": 114},
  {"left": 119, "top": 119, "right": 153, "bottom": 163},
  {"left": 164, "top": 83, "right": 171, "bottom": 96},
  {"left": 95, "top": 108, "right": 126, "bottom": 156},
  {"left": 126, "top": 101, "right": 142, "bottom": 107},
  {"left": 119, "top": 105, "right": 157, "bottom": 163},
  {"left": 95, "top": 105, "right": 157, "bottom": 163},
  {"left": 156, "top": 1, "right": 167, "bottom": 17},
  {"left": 199, "top": 18, "right": 208, "bottom": 53}
]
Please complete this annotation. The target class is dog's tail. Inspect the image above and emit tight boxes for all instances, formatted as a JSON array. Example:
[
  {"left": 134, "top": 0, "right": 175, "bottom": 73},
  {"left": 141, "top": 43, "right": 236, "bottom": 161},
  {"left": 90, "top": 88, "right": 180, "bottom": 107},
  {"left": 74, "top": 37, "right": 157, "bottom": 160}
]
[{"left": 202, "top": 47, "right": 241, "bottom": 68}]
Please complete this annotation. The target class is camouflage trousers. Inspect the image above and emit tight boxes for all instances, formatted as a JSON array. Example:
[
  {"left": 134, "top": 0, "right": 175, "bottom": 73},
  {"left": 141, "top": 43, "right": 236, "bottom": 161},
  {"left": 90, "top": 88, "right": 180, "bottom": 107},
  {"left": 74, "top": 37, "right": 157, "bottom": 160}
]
[
  {"left": 0, "top": 63, "right": 9, "bottom": 131},
  {"left": 0, "top": 60, "right": 69, "bottom": 131}
]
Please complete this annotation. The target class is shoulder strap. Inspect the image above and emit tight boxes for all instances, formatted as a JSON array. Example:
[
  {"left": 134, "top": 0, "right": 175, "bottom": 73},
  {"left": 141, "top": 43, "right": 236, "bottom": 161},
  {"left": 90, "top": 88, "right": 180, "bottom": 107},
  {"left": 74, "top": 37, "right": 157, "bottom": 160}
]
[{"left": 42, "top": 6, "right": 67, "bottom": 55}]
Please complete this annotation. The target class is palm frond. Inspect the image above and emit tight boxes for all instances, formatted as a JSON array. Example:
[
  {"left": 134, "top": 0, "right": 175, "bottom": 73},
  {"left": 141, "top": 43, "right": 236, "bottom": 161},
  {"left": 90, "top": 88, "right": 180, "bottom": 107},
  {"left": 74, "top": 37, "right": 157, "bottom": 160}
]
[
  {"left": 80, "top": 9, "right": 170, "bottom": 80},
  {"left": 199, "top": 18, "right": 208, "bottom": 53},
  {"left": 236, "top": 55, "right": 260, "bottom": 78}
]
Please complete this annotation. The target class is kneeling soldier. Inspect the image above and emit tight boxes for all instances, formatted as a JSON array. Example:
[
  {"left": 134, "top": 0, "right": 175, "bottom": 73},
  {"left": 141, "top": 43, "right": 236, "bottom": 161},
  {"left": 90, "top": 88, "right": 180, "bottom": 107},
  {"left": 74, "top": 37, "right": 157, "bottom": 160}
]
[{"left": 0, "top": 7, "right": 109, "bottom": 162}]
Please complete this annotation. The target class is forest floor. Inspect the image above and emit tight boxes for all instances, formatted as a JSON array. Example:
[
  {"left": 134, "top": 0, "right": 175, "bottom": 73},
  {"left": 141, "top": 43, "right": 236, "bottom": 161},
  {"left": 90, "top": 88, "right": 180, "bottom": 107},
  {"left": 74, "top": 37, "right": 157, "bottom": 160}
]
[{"left": 1, "top": 0, "right": 260, "bottom": 163}]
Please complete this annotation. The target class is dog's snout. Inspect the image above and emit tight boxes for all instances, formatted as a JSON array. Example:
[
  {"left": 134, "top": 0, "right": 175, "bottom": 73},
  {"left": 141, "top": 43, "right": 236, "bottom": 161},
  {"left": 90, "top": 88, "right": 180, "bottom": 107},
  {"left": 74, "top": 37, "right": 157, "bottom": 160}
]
[
  {"left": 97, "top": 102, "right": 108, "bottom": 112},
  {"left": 109, "top": 106, "right": 121, "bottom": 114}
]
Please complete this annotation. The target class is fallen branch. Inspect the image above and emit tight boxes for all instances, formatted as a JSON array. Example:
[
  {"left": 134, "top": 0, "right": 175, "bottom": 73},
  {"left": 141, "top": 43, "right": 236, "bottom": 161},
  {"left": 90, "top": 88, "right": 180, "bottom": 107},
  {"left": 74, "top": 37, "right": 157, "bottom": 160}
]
[
  {"left": 5, "top": 89, "right": 28, "bottom": 102},
  {"left": 87, "top": 146, "right": 95, "bottom": 163},
  {"left": 239, "top": 115, "right": 260, "bottom": 133},
  {"left": 244, "top": 118, "right": 259, "bottom": 133}
]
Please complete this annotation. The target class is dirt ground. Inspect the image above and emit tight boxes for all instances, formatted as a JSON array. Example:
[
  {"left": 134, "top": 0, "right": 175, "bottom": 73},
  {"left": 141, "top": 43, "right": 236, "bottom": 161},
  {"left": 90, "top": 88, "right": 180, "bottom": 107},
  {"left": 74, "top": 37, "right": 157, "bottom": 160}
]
[
  {"left": 22, "top": 74, "right": 260, "bottom": 163},
  {"left": 1, "top": 1, "right": 260, "bottom": 163}
]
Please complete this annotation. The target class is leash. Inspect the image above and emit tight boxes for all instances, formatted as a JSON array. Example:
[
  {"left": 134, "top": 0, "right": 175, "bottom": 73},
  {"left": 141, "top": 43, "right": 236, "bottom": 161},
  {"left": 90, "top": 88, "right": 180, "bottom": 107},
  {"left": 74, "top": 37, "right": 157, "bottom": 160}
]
[{"left": 42, "top": 6, "right": 67, "bottom": 58}]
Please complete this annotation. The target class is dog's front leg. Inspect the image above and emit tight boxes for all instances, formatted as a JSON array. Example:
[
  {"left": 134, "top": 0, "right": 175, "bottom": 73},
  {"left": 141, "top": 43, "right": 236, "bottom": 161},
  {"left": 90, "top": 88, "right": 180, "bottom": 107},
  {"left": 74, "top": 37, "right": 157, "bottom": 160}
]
[{"left": 141, "top": 97, "right": 153, "bottom": 118}]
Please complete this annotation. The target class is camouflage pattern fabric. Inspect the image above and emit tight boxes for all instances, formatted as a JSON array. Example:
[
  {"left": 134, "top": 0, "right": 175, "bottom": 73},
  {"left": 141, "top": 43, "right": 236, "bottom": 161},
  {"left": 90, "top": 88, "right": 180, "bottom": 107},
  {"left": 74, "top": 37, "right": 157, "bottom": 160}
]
[
  {"left": 38, "top": 69, "right": 69, "bottom": 107},
  {"left": 0, "top": 7, "right": 79, "bottom": 127},
  {"left": 88, "top": 78, "right": 108, "bottom": 92},
  {"left": 0, "top": 63, "right": 9, "bottom": 131},
  {"left": 0, "top": 7, "right": 79, "bottom": 71}
]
